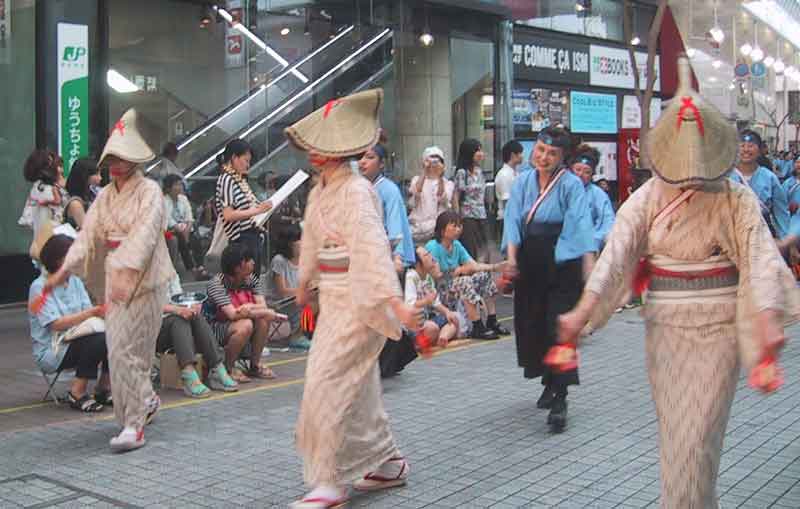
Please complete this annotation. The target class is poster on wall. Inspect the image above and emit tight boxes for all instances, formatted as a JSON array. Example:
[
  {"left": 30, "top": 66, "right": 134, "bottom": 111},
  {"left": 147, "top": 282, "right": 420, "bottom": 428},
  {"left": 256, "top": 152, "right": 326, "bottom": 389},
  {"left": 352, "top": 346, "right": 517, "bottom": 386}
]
[
  {"left": 586, "top": 141, "right": 618, "bottom": 181},
  {"left": 225, "top": 0, "right": 245, "bottom": 69},
  {"left": 617, "top": 128, "right": 640, "bottom": 203},
  {"left": 570, "top": 91, "right": 617, "bottom": 134},
  {"left": 512, "top": 90, "right": 533, "bottom": 130},
  {"left": 621, "top": 96, "right": 662, "bottom": 128},
  {"left": 57, "top": 23, "right": 89, "bottom": 176},
  {"left": 531, "top": 88, "right": 569, "bottom": 131},
  {"left": 0, "top": 0, "right": 10, "bottom": 65}
]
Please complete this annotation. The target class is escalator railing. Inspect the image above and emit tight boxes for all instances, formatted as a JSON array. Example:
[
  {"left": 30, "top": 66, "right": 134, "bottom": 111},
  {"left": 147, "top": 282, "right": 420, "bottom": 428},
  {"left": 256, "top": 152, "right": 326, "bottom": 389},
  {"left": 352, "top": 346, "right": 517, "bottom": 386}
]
[{"left": 183, "top": 26, "right": 393, "bottom": 181}]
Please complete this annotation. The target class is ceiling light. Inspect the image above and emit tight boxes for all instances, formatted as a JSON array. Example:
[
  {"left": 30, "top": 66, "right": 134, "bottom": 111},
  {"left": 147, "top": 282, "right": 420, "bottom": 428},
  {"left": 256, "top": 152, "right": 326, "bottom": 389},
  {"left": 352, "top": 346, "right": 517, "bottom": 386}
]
[
  {"left": 280, "top": 27, "right": 290, "bottom": 36},
  {"left": 686, "top": 47, "right": 696, "bottom": 58},
  {"left": 106, "top": 69, "right": 139, "bottom": 93},
  {"left": 709, "top": 27, "right": 725, "bottom": 44},
  {"left": 740, "top": 43, "right": 753, "bottom": 56},
  {"left": 728, "top": 82, "right": 736, "bottom": 90},
  {"left": 774, "top": 59, "right": 786, "bottom": 73},
  {"left": 764, "top": 55, "right": 775, "bottom": 68},
  {"left": 419, "top": 31, "right": 434, "bottom": 47},
  {"left": 712, "top": 59, "right": 722, "bottom": 69},
  {"left": 630, "top": 36, "right": 641, "bottom": 46},
  {"left": 708, "top": 76, "right": 718, "bottom": 83},
  {"left": 751, "top": 45, "right": 764, "bottom": 62},
  {"left": 575, "top": 3, "right": 585, "bottom": 12}
]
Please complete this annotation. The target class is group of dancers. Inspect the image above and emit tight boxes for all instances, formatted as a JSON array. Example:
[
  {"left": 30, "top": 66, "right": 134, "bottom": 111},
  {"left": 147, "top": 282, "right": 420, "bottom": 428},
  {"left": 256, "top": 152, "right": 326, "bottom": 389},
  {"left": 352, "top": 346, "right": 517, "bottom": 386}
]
[{"left": 34, "top": 55, "right": 797, "bottom": 509}]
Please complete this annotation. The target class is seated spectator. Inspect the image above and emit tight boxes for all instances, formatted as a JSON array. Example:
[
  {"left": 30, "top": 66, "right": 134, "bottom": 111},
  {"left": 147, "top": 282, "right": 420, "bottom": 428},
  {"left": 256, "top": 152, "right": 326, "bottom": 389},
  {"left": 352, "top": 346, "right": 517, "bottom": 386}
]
[
  {"left": 405, "top": 246, "right": 462, "bottom": 348},
  {"left": 158, "top": 275, "right": 239, "bottom": 398},
  {"left": 270, "top": 225, "right": 311, "bottom": 351},
  {"left": 407, "top": 146, "right": 454, "bottom": 244},
  {"left": 64, "top": 157, "right": 100, "bottom": 230},
  {"left": 424, "top": 211, "right": 509, "bottom": 340},
  {"left": 204, "top": 244, "right": 286, "bottom": 383},
  {"left": 163, "top": 174, "right": 209, "bottom": 279},
  {"left": 29, "top": 234, "right": 111, "bottom": 412}
]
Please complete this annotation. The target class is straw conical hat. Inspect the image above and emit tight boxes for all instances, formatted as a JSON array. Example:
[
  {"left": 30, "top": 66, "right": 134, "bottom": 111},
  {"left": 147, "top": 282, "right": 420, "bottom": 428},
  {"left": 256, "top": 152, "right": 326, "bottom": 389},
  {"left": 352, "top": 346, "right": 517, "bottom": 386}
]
[
  {"left": 98, "top": 109, "right": 155, "bottom": 166},
  {"left": 284, "top": 89, "right": 382, "bottom": 158},
  {"left": 646, "top": 56, "right": 737, "bottom": 184}
]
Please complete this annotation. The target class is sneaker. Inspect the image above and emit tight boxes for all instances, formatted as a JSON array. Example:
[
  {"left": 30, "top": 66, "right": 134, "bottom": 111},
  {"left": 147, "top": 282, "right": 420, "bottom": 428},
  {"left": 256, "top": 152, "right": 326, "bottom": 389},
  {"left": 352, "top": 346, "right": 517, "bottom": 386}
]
[
  {"left": 208, "top": 364, "right": 239, "bottom": 392},
  {"left": 144, "top": 394, "right": 160, "bottom": 426},
  {"left": 470, "top": 321, "right": 499, "bottom": 340},
  {"left": 288, "top": 336, "right": 312, "bottom": 351},
  {"left": 487, "top": 320, "right": 510, "bottom": 336},
  {"left": 109, "top": 426, "right": 145, "bottom": 453}
]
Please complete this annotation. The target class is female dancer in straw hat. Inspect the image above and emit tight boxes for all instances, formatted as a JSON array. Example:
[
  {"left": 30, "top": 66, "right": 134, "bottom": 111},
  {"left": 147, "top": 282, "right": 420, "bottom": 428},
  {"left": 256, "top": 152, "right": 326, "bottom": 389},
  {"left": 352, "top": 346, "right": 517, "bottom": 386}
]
[
  {"left": 43, "top": 109, "right": 176, "bottom": 452},
  {"left": 286, "top": 89, "right": 423, "bottom": 508},
  {"left": 556, "top": 57, "right": 798, "bottom": 508}
]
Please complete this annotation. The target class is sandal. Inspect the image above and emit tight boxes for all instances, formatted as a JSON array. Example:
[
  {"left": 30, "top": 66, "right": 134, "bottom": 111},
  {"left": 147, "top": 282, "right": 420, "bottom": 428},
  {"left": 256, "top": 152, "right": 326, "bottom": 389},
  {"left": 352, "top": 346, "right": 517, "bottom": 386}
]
[
  {"left": 181, "top": 370, "right": 211, "bottom": 398},
  {"left": 353, "top": 457, "right": 409, "bottom": 492},
  {"left": 247, "top": 364, "right": 276, "bottom": 380},
  {"left": 231, "top": 369, "right": 252, "bottom": 384},
  {"left": 66, "top": 392, "right": 104, "bottom": 413},
  {"left": 94, "top": 390, "right": 113, "bottom": 407}
]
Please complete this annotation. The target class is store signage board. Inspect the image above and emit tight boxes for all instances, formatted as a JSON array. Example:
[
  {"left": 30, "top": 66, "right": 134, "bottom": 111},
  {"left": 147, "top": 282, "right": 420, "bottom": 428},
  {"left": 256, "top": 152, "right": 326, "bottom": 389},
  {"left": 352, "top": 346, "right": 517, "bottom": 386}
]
[
  {"left": 571, "top": 91, "right": 617, "bottom": 134},
  {"left": 57, "top": 23, "right": 89, "bottom": 176},
  {"left": 225, "top": 0, "right": 245, "bottom": 68},
  {"left": 589, "top": 45, "right": 661, "bottom": 92},
  {"left": 512, "top": 31, "right": 590, "bottom": 85}
]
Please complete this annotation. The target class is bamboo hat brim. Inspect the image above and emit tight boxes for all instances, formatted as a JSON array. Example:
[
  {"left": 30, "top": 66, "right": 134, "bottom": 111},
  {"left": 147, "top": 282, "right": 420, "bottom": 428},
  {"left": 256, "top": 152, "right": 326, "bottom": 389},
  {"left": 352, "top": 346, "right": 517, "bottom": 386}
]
[
  {"left": 646, "top": 56, "right": 738, "bottom": 184},
  {"left": 284, "top": 89, "right": 383, "bottom": 158}
]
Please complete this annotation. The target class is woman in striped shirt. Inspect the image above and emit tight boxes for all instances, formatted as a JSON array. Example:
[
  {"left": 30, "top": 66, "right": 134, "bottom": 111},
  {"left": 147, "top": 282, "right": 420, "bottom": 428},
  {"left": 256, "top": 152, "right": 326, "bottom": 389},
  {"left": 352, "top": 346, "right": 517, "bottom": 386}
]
[{"left": 215, "top": 139, "right": 272, "bottom": 276}]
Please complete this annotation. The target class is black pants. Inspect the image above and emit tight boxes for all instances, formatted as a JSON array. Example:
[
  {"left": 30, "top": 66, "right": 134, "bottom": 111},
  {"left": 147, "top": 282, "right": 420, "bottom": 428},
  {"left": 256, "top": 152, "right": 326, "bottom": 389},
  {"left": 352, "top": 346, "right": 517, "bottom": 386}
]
[
  {"left": 156, "top": 314, "right": 222, "bottom": 368},
  {"left": 233, "top": 229, "right": 265, "bottom": 277},
  {"left": 58, "top": 332, "right": 110, "bottom": 380},
  {"left": 168, "top": 230, "right": 196, "bottom": 271},
  {"left": 514, "top": 227, "right": 581, "bottom": 393}
]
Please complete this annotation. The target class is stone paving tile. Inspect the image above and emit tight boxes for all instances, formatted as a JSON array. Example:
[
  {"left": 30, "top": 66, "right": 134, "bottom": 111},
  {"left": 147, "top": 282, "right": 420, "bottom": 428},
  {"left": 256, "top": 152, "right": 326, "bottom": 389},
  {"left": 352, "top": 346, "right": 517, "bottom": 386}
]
[{"left": 1, "top": 310, "right": 799, "bottom": 507}]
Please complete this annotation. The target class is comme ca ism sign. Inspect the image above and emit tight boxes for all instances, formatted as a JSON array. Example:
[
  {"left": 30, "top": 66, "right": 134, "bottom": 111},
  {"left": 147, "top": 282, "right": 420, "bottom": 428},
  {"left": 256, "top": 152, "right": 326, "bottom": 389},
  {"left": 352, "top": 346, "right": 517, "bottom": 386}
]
[{"left": 512, "top": 32, "right": 590, "bottom": 85}]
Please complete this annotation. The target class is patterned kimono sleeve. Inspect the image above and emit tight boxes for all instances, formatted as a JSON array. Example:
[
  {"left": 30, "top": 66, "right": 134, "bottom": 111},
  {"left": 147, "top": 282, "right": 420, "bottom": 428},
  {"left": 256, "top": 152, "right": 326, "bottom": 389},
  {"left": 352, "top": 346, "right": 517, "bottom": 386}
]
[
  {"left": 108, "top": 183, "right": 165, "bottom": 273},
  {"left": 298, "top": 187, "right": 321, "bottom": 286},
  {"left": 344, "top": 178, "right": 403, "bottom": 340},
  {"left": 584, "top": 185, "right": 651, "bottom": 330}
]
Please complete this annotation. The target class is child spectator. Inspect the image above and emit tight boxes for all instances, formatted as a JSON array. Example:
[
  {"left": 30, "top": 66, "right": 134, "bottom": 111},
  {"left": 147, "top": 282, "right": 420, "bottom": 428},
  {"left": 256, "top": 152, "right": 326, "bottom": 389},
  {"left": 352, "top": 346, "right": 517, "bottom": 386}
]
[{"left": 405, "top": 246, "right": 461, "bottom": 348}]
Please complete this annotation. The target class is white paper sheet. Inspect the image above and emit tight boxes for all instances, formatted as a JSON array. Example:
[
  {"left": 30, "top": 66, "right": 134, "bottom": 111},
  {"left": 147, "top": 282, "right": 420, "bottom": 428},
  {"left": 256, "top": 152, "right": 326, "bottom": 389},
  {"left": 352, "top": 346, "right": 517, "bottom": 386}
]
[{"left": 253, "top": 170, "right": 309, "bottom": 228}]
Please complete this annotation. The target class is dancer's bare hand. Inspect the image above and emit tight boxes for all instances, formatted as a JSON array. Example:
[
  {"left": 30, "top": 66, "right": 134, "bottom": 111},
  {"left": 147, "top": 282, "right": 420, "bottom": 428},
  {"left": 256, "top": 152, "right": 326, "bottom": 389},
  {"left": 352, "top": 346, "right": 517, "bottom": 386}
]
[{"left": 557, "top": 310, "right": 587, "bottom": 346}]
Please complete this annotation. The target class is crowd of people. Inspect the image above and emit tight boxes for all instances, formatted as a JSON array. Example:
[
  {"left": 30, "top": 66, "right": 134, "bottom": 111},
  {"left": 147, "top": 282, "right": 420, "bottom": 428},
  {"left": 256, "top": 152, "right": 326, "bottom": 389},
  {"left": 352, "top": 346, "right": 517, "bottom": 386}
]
[{"left": 19, "top": 56, "right": 799, "bottom": 509}]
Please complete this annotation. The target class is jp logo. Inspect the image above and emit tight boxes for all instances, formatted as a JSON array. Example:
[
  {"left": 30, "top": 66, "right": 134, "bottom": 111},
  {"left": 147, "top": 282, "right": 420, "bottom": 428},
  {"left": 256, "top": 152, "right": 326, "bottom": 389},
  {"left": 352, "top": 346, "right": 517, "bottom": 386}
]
[{"left": 63, "top": 46, "right": 87, "bottom": 62}]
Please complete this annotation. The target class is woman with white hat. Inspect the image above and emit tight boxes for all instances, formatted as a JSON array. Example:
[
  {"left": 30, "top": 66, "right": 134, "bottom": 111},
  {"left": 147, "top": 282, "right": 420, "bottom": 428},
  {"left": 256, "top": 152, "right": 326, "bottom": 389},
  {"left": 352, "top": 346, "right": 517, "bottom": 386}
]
[
  {"left": 286, "top": 89, "right": 423, "bottom": 508},
  {"left": 43, "top": 109, "right": 176, "bottom": 452},
  {"left": 557, "top": 57, "right": 799, "bottom": 507},
  {"left": 407, "top": 146, "right": 454, "bottom": 244}
]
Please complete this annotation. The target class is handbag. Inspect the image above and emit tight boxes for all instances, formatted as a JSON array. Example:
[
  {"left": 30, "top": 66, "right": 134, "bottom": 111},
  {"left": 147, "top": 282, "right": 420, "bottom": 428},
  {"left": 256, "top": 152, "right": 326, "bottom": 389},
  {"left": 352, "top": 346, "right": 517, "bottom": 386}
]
[
  {"left": 52, "top": 316, "right": 106, "bottom": 355},
  {"left": 206, "top": 216, "right": 229, "bottom": 260}
]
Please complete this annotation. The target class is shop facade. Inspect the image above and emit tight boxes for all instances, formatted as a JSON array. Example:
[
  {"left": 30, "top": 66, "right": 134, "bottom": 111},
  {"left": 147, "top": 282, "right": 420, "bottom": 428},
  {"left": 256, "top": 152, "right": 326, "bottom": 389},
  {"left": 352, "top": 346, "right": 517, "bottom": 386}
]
[
  {"left": 0, "top": 0, "right": 514, "bottom": 303},
  {"left": 511, "top": 24, "right": 662, "bottom": 204}
]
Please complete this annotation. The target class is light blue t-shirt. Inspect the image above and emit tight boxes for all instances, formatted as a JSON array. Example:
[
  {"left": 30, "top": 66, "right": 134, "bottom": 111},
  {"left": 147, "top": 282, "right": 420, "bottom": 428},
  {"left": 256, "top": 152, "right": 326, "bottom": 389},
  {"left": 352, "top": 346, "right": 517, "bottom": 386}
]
[
  {"left": 729, "top": 166, "right": 790, "bottom": 238},
  {"left": 29, "top": 274, "right": 94, "bottom": 374},
  {"left": 424, "top": 239, "right": 473, "bottom": 273},
  {"left": 586, "top": 183, "right": 615, "bottom": 251}
]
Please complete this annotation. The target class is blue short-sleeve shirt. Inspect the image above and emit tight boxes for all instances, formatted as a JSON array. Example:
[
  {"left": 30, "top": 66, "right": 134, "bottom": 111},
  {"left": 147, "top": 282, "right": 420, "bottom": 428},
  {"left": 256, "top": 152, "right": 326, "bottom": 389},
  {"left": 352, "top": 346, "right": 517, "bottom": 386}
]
[{"left": 424, "top": 239, "right": 473, "bottom": 272}]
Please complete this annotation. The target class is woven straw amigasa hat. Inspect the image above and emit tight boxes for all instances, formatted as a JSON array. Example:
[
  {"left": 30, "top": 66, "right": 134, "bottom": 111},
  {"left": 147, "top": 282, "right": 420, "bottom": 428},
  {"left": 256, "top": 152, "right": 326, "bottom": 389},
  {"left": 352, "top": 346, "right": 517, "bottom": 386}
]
[
  {"left": 285, "top": 89, "right": 383, "bottom": 158},
  {"left": 646, "top": 56, "right": 737, "bottom": 184},
  {"left": 99, "top": 108, "right": 156, "bottom": 166}
]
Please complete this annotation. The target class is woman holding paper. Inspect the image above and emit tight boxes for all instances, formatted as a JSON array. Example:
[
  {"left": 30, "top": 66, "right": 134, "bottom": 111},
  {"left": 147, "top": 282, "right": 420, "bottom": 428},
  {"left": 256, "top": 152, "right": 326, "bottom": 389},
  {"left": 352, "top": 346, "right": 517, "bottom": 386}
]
[{"left": 215, "top": 139, "right": 272, "bottom": 276}]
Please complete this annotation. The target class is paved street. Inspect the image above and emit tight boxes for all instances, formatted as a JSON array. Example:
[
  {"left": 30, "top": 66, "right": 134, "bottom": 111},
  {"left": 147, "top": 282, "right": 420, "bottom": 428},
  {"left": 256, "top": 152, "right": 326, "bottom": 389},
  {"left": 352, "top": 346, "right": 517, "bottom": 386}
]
[{"left": 1, "top": 304, "right": 799, "bottom": 508}]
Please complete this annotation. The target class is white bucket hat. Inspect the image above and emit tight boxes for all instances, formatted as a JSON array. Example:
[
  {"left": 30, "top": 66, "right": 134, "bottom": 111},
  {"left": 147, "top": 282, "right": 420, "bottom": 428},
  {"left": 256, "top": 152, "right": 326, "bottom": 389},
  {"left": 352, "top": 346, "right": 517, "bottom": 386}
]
[{"left": 646, "top": 56, "right": 738, "bottom": 184}]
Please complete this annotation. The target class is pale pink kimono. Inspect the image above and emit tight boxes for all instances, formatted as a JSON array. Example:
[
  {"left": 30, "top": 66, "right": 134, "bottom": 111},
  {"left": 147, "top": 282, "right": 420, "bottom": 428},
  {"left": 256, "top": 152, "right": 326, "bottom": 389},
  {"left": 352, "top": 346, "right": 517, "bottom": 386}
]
[
  {"left": 585, "top": 177, "right": 799, "bottom": 508},
  {"left": 295, "top": 169, "right": 403, "bottom": 486},
  {"left": 63, "top": 171, "right": 175, "bottom": 430}
]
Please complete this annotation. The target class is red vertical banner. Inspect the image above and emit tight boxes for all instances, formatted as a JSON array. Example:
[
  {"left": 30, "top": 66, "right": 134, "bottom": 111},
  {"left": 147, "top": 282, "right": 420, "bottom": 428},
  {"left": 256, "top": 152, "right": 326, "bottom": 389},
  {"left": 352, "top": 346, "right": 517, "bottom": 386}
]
[{"left": 617, "top": 128, "right": 640, "bottom": 203}]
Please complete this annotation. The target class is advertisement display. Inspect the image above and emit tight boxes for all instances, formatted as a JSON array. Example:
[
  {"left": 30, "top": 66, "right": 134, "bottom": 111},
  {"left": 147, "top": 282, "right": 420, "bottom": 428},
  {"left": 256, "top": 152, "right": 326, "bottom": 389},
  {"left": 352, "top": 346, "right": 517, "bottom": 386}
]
[
  {"left": 570, "top": 91, "right": 617, "bottom": 134},
  {"left": 513, "top": 88, "right": 569, "bottom": 132},
  {"left": 586, "top": 141, "right": 618, "bottom": 181},
  {"left": 617, "top": 128, "right": 640, "bottom": 203},
  {"left": 57, "top": 23, "right": 89, "bottom": 175},
  {"left": 590, "top": 45, "right": 661, "bottom": 92},
  {"left": 621, "top": 96, "right": 662, "bottom": 129},
  {"left": 225, "top": 0, "right": 245, "bottom": 69}
]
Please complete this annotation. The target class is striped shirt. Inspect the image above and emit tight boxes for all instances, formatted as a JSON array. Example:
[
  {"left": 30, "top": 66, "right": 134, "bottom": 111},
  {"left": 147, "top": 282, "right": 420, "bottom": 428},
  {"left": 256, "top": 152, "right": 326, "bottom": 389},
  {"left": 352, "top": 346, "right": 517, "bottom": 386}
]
[
  {"left": 205, "top": 273, "right": 265, "bottom": 319},
  {"left": 215, "top": 172, "right": 256, "bottom": 242}
]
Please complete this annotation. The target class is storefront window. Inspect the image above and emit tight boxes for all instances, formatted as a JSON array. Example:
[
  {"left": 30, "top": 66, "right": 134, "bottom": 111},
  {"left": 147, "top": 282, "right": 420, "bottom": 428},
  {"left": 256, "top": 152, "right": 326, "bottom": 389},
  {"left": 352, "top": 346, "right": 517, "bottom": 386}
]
[{"left": 514, "top": 0, "right": 626, "bottom": 42}]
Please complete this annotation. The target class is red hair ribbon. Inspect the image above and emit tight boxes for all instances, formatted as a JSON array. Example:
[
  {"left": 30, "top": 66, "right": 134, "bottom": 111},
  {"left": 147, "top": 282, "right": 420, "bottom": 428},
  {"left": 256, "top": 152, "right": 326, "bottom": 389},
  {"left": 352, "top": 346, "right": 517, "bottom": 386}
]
[
  {"left": 111, "top": 120, "right": 126, "bottom": 136},
  {"left": 676, "top": 96, "right": 705, "bottom": 136},
  {"left": 323, "top": 99, "right": 341, "bottom": 119}
]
